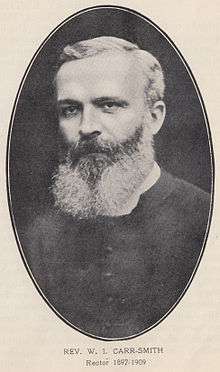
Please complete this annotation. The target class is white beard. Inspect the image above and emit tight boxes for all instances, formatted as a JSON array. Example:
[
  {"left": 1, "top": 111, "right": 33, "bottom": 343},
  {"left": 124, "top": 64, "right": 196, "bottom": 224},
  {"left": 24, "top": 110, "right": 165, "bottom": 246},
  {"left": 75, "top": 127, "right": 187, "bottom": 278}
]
[{"left": 52, "top": 125, "right": 154, "bottom": 219}]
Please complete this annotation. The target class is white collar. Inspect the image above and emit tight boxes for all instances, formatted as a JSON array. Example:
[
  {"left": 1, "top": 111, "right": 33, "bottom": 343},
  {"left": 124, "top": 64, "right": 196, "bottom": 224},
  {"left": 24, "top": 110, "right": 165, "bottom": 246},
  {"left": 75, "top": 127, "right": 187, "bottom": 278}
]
[{"left": 138, "top": 162, "right": 161, "bottom": 196}]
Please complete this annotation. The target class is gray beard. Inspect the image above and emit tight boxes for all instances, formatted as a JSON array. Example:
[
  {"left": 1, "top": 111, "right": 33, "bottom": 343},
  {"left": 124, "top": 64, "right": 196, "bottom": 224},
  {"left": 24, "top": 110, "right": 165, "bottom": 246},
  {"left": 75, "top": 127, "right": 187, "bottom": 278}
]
[{"left": 52, "top": 126, "right": 154, "bottom": 219}]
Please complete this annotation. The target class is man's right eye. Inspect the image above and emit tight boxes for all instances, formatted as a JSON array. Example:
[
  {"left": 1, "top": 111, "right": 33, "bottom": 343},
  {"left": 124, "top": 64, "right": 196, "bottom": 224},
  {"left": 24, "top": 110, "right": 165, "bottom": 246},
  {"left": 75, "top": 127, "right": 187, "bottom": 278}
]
[{"left": 59, "top": 106, "right": 80, "bottom": 118}]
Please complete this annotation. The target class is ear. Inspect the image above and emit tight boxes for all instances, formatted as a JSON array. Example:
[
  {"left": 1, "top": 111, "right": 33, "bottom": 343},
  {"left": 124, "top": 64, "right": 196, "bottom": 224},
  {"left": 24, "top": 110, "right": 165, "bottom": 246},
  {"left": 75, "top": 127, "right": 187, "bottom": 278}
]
[{"left": 148, "top": 101, "right": 166, "bottom": 135}]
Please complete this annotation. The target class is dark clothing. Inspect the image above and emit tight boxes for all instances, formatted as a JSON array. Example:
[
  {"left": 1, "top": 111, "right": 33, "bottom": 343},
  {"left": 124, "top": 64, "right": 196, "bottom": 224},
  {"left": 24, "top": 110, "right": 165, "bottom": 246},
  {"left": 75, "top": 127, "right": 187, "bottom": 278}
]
[{"left": 23, "top": 171, "right": 210, "bottom": 339}]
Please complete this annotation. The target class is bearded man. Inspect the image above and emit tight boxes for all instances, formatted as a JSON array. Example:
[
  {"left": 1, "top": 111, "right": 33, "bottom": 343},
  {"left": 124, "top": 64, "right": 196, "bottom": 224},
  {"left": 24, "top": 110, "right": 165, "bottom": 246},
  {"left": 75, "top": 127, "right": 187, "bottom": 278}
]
[{"left": 23, "top": 36, "right": 210, "bottom": 339}]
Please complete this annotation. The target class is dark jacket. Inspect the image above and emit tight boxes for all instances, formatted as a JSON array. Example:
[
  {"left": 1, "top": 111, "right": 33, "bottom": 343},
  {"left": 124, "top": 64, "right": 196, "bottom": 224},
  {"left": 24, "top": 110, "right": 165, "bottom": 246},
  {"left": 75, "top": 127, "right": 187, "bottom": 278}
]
[{"left": 22, "top": 171, "right": 211, "bottom": 339}]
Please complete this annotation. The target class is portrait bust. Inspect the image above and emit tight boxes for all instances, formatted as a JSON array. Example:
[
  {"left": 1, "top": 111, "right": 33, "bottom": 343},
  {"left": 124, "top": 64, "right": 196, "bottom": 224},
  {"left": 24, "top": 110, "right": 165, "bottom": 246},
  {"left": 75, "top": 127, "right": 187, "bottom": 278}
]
[{"left": 8, "top": 8, "right": 212, "bottom": 340}]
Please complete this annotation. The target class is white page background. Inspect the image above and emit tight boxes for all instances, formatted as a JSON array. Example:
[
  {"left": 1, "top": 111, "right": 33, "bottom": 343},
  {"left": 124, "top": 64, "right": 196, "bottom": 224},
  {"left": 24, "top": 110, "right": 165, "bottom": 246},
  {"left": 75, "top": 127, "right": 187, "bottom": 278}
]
[{"left": 0, "top": 1, "right": 219, "bottom": 371}]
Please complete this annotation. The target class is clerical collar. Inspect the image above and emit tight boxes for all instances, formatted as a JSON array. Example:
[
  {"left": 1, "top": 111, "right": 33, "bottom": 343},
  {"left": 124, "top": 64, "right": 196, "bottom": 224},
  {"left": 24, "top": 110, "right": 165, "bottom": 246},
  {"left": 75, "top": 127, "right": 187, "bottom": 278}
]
[{"left": 115, "top": 162, "right": 161, "bottom": 216}]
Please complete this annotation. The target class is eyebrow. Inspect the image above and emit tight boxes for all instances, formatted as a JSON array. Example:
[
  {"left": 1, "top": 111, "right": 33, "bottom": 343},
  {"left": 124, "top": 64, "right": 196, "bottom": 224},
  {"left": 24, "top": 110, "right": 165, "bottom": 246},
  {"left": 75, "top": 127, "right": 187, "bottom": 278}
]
[
  {"left": 57, "top": 99, "right": 81, "bottom": 106},
  {"left": 93, "top": 97, "right": 128, "bottom": 106}
]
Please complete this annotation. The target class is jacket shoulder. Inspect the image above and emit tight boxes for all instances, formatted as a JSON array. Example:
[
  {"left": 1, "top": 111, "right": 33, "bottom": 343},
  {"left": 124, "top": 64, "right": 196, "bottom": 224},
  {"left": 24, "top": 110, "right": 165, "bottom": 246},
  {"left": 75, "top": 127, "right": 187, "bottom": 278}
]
[
  {"left": 172, "top": 176, "right": 211, "bottom": 215},
  {"left": 163, "top": 173, "right": 211, "bottom": 236}
]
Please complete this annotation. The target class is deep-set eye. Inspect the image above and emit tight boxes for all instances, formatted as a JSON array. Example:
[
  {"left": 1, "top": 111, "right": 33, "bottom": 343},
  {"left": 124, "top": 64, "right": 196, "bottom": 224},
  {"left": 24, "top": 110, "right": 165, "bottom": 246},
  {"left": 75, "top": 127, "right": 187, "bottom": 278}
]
[
  {"left": 60, "top": 105, "right": 80, "bottom": 118},
  {"left": 103, "top": 102, "right": 116, "bottom": 108},
  {"left": 100, "top": 101, "right": 121, "bottom": 113},
  {"left": 94, "top": 98, "right": 128, "bottom": 113}
]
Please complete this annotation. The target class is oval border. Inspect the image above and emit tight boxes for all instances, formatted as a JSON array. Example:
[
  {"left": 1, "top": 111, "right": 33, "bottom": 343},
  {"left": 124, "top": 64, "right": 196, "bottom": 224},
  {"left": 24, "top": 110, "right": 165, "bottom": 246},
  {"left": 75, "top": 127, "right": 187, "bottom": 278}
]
[{"left": 6, "top": 5, "right": 215, "bottom": 341}]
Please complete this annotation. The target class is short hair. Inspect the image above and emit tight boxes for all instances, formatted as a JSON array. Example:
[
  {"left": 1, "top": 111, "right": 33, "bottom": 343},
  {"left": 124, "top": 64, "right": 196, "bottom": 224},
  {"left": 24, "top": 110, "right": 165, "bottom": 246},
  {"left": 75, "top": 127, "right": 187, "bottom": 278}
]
[{"left": 56, "top": 36, "right": 165, "bottom": 106}]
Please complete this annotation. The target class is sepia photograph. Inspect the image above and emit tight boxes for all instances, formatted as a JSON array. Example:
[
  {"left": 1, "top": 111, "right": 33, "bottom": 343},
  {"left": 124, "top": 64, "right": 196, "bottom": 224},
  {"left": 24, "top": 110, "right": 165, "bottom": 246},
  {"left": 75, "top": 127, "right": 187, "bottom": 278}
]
[{"left": 7, "top": 6, "right": 213, "bottom": 341}]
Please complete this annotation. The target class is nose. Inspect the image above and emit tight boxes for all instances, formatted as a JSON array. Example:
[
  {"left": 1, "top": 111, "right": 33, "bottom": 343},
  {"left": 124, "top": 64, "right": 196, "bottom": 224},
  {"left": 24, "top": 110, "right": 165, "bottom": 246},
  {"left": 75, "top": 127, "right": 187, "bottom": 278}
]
[{"left": 79, "top": 106, "right": 101, "bottom": 140}]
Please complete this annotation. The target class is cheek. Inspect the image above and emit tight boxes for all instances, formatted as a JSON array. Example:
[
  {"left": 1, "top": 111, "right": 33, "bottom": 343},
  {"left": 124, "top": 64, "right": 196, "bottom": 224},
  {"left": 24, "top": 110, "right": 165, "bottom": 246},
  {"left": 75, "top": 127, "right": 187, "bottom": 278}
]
[
  {"left": 59, "top": 120, "right": 79, "bottom": 143},
  {"left": 101, "top": 110, "right": 144, "bottom": 141}
]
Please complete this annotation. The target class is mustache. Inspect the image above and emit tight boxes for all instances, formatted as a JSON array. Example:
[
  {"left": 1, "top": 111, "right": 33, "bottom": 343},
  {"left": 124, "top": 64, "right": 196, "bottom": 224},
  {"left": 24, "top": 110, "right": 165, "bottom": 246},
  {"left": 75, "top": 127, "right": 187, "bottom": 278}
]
[
  {"left": 72, "top": 138, "right": 113, "bottom": 158},
  {"left": 66, "top": 139, "right": 116, "bottom": 168}
]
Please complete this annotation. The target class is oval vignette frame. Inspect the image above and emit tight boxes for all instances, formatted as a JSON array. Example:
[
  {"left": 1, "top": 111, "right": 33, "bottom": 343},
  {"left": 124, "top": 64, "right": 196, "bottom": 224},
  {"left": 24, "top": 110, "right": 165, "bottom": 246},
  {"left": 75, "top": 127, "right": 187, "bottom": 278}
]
[{"left": 7, "top": 5, "right": 214, "bottom": 341}]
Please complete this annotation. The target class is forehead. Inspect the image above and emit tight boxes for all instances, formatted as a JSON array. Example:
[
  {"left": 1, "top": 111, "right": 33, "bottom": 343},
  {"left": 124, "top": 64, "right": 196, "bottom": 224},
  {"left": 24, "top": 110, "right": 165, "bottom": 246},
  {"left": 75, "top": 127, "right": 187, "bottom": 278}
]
[{"left": 56, "top": 51, "right": 145, "bottom": 100}]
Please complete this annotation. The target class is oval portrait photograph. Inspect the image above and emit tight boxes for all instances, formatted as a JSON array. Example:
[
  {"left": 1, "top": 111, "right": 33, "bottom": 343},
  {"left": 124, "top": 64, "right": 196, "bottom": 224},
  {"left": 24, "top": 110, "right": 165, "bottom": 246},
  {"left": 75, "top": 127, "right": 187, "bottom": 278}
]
[{"left": 7, "top": 6, "right": 213, "bottom": 340}]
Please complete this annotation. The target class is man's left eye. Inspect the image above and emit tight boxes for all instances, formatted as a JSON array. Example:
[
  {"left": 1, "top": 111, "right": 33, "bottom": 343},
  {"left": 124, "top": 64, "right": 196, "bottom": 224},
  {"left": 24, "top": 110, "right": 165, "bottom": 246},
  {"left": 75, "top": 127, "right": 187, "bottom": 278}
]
[
  {"left": 101, "top": 102, "right": 120, "bottom": 112},
  {"left": 103, "top": 102, "right": 116, "bottom": 108},
  {"left": 95, "top": 99, "right": 128, "bottom": 113}
]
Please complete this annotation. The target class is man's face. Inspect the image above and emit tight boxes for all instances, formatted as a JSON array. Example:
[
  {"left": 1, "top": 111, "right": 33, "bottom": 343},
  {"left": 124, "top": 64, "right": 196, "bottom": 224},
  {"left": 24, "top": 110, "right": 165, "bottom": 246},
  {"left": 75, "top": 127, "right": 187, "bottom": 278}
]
[
  {"left": 53, "top": 51, "right": 157, "bottom": 218},
  {"left": 56, "top": 51, "right": 150, "bottom": 151}
]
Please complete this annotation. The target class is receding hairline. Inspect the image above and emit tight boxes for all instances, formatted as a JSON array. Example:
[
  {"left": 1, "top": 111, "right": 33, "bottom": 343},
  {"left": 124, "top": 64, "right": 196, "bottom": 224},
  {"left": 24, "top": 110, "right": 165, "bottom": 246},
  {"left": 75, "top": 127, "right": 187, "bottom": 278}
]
[{"left": 56, "top": 48, "right": 145, "bottom": 80}]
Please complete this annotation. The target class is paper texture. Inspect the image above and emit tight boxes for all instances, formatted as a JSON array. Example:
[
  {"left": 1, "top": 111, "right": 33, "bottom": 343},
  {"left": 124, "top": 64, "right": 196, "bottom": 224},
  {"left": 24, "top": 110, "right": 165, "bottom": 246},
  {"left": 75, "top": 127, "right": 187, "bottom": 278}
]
[{"left": 0, "top": 1, "right": 219, "bottom": 371}]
